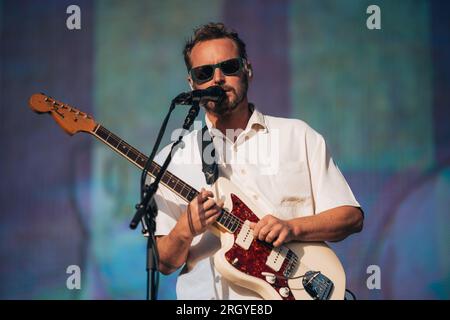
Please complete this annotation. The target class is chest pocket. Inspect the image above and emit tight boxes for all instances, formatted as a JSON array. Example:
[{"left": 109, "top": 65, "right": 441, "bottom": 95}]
[{"left": 272, "top": 161, "right": 313, "bottom": 219}]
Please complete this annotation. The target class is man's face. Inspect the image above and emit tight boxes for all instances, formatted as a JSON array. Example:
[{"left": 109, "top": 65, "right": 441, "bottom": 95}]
[{"left": 188, "top": 38, "right": 248, "bottom": 116}]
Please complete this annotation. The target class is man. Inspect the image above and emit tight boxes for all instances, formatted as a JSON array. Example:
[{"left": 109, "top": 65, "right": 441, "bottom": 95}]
[{"left": 153, "top": 22, "right": 363, "bottom": 300}]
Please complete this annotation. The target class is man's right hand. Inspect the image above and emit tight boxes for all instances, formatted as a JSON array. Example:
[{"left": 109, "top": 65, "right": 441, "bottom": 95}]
[{"left": 176, "top": 188, "right": 224, "bottom": 239}]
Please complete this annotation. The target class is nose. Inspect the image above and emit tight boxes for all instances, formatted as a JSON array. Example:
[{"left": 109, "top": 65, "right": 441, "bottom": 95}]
[{"left": 213, "top": 66, "right": 225, "bottom": 85}]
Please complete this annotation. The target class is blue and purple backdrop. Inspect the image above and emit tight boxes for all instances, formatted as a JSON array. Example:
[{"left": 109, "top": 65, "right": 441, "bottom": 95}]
[{"left": 0, "top": 0, "right": 449, "bottom": 299}]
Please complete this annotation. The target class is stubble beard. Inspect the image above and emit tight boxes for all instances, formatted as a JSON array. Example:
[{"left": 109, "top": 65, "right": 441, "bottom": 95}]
[{"left": 205, "top": 75, "right": 248, "bottom": 116}]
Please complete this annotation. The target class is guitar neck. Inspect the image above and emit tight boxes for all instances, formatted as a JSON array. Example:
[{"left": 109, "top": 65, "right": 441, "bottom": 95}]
[
  {"left": 91, "top": 124, "right": 198, "bottom": 202},
  {"left": 90, "top": 124, "right": 237, "bottom": 232}
]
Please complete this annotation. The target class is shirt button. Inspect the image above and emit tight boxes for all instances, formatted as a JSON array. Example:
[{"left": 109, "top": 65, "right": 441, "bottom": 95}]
[
  {"left": 241, "top": 169, "right": 246, "bottom": 175},
  {"left": 253, "top": 194, "right": 259, "bottom": 200}
]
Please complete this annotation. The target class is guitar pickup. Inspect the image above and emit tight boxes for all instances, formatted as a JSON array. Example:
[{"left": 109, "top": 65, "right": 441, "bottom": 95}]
[{"left": 235, "top": 220, "right": 253, "bottom": 250}]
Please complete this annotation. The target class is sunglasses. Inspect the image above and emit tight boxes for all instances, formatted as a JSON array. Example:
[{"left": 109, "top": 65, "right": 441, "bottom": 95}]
[{"left": 189, "top": 57, "right": 245, "bottom": 84}]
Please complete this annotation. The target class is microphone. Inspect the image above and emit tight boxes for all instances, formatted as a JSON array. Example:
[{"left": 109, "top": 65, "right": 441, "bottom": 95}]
[{"left": 174, "top": 85, "right": 226, "bottom": 105}]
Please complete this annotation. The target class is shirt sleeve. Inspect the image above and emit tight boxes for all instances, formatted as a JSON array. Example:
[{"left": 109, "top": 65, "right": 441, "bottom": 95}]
[
  {"left": 145, "top": 146, "right": 187, "bottom": 237},
  {"left": 306, "top": 127, "right": 361, "bottom": 214},
  {"left": 153, "top": 182, "right": 186, "bottom": 236}
]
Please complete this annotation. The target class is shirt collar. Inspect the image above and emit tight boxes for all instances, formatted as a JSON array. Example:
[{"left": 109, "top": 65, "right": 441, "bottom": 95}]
[{"left": 204, "top": 103, "right": 268, "bottom": 138}]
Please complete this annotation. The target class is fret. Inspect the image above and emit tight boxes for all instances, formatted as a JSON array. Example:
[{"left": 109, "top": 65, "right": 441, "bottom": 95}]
[
  {"left": 227, "top": 216, "right": 236, "bottom": 230},
  {"left": 96, "top": 126, "right": 109, "bottom": 141},
  {"left": 161, "top": 172, "right": 171, "bottom": 185},
  {"left": 150, "top": 163, "right": 159, "bottom": 177},
  {"left": 180, "top": 184, "right": 189, "bottom": 199},
  {"left": 187, "top": 188, "right": 198, "bottom": 202},
  {"left": 136, "top": 156, "right": 144, "bottom": 168},
  {"left": 168, "top": 174, "right": 178, "bottom": 190},
  {"left": 225, "top": 217, "right": 232, "bottom": 230},
  {"left": 128, "top": 149, "right": 138, "bottom": 162},
  {"left": 217, "top": 212, "right": 228, "bottom": 230},
  {"left": 172, "top": 178, "right": 180, "bottom": 191},
  {"left": 117, "top": 140, "right": 130, "bottom": 156},
  {"left": 126, "top": 144, "right": 140, "bottom": 161},
  {"left": 216, "top": 211, "right": 239, "bottom": 233},
  {"left": 107, "top": 134, "right": 120, "bottom": 148},
  {"left": 136, "top": 154, "right": 147, "bottom": 168},
  {"left": 223, "top": 213, "right": 232, "bottom": 229},
  {"left": 132, "top": 146, "right": 144, "bottom": 162},
  {"left": 173, "top": 179, "right": 183, "bottom": 194},
  {"left": 180, "top": 183, "right": 189, "bottom": 197},
  {"left": 217, "top": 212, "right": 227, "bottom": 225},
  {"left": 229, "top": 216, "right": 239, "bottom": 232}
]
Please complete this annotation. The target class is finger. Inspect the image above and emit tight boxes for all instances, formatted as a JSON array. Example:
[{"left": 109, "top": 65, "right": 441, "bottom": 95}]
[
  {"left": 204, "top": 206, "right": 223, "bottom": 219},
  {"left": 195, "top": 188, "right": 206, "bottom": 204},
  {"left": 206, "top": 211, "right": 222, "bottom": 225},
  {"left": 201, "top": 189, "right": 214, "bottom": 199},
  {"left": 214, "top": 199, "right": 225, "bottom": 212},
  {"left": 199, "top": 198, "right": 216, "bottom": 211},
  {"left": 254, "top": 215, "right": 276, "bottom": 235},
  {"left": 261, "top": 214, "right": 275, "bottom": 223},
  {"left": 273, "top": 229, "right": 289, "bottom": 247},
  {"left": 265, "top": 225, "right": 282, "bottom": 243},
  {"left": 216, "top": 199, "right": 224, "bottom": 208},
  {"left": 252, "top": 220, "right": 265, "bottom": 238},
  {"left": 196, "top": 188, "right": 209, "bottom": 200},
  {"left": 249, "top": 222, "right": 256, "bottom": 229},
  {"left": 258, "top": 224, "right": 272, "bottom": 241}
]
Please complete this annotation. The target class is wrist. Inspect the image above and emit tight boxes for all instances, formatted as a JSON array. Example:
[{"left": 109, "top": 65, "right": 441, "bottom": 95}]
[
  {"left": 173, "top": 212, "right": 195, "bottom": 243},
  {"left": 288, "top": 219, "right": 302, "bottom": 240}
]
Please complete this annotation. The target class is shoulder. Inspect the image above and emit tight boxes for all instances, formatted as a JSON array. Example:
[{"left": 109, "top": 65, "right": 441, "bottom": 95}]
[
  {"left": 154, "top": 129, "right": 201, "bottom": 165},
  {"left": 263, "top": 114, "right": 322, "bottom": 140}
]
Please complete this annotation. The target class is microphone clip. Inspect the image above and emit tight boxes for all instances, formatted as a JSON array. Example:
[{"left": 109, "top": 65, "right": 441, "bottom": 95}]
[{"left": 173, "top": 86, "right": 226, "bottom": 106}]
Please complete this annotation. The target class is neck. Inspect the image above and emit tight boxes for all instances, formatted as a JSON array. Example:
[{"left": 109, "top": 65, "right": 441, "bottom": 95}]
[{"left": 206, "top": 98, "right": 252, "bottom": 136}]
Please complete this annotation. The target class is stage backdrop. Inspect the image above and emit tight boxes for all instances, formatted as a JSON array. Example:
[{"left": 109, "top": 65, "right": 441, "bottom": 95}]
[{"left": 0, "top": 0, "right": 449, "bottom": 299}]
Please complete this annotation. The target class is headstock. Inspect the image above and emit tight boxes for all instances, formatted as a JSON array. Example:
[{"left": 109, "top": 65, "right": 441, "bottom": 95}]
[{"left": 29, "top": 93, "right": 97, "bottom": 135}]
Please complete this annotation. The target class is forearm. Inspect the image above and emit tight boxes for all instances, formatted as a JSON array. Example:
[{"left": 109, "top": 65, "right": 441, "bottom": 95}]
[
  {"left": 156, "top": 188, "right": 223, "bottom": 274},
  {"left": 288, "top": 206, "right": 363, "bottom": 242},
  {"left": 156, "top": 214, "right": 193, "bottom": 274}
]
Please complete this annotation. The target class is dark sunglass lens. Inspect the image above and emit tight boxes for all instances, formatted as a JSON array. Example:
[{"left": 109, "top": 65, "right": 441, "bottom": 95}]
[
  {"left": 220, "top": 59, "right": 241, "bottom": 75},
  {"left": 193, "top": 66, "right": 213, "bottom": 82}
]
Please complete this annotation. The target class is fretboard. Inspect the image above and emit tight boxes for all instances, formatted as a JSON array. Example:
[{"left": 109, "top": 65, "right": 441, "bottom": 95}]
[{"left": 92, "top": 124, "right": 238, "bottom": 232}]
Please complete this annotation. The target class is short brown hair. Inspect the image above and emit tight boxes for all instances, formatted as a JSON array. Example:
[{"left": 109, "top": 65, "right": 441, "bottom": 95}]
[{"left": 183, "top": 22, "right": 248, "bottom": 71}]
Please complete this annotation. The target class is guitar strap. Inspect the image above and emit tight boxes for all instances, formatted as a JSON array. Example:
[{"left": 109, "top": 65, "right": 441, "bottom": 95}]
[{"left": 197, "top": 125, "right": 219, "bottom": 185}]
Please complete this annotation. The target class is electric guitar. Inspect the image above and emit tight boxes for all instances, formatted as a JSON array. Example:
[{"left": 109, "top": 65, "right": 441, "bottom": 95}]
[{"left": 28, "top": 93, "right": 346, "bottom": 300}]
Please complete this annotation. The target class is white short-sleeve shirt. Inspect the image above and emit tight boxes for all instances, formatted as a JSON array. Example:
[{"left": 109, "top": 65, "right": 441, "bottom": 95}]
[{"left": 152, "top": 108, "right": 360, "bottom": 300}]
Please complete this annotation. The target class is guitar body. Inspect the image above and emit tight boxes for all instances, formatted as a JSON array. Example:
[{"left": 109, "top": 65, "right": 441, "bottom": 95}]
[{"left": 211, "top": 177, "right": 346, "bottom": 300}]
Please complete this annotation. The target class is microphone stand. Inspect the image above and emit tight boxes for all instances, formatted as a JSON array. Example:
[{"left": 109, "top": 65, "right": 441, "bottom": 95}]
[{"left": 130, "top": 99, "right": 200, "bottom": 300}]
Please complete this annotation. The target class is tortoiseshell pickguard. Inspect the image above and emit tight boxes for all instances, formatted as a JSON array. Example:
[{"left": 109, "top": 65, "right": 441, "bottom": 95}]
[{"left": 224, "top": 193, "right": 295, "bottom": 300}]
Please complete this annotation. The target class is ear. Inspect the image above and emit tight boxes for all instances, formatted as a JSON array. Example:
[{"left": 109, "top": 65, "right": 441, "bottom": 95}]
[
  {"left": 187, "top": 75, "right": 194, "bottom": 90},
  {"left": 245, "top": 62, "right": 253, "bottom": 80}
]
